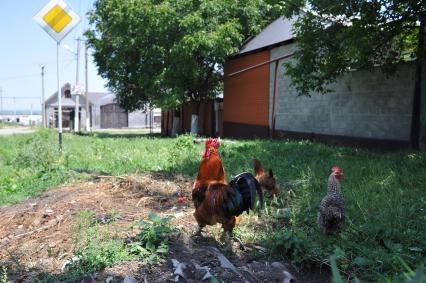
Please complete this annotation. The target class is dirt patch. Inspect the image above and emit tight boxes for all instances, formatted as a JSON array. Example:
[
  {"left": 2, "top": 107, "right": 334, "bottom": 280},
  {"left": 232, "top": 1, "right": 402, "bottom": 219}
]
[{"left": 0, "top": 173, "right": 331, "bottom": 282}]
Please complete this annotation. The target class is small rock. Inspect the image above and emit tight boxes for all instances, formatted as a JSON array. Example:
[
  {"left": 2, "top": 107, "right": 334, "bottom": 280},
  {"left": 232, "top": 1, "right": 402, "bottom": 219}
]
[
  {"left": 192, "top": 261, "right": 213, "bottom": 281},
  {"left": 271, "top": 262, "right": 285, "bottom": 269},
  {"left": 122, "top": 277, "right": 137, "bottom": 283},
  {"left": 61, "top": 256, "right": 80, "bottom": 272},
  {"left": 171, "top": 259, "right": 186, "bottom": 281},
  {"left": 45, "top": 209, "right": 54, "bottom": 213},
  {"left": 105, "top": 276, "right": 113, "bottom": 283},
  {"left": 282, "top": 270, "right": 294, "bottom": 283},
  {"left": 17, "top": 225, "right": 23, "bottom": 229}
]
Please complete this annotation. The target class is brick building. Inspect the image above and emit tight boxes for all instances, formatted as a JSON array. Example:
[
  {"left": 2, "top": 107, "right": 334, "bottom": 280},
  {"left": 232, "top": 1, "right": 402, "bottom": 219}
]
[{"left": 223, "top": 17, "right": 425, "bottom": 148}]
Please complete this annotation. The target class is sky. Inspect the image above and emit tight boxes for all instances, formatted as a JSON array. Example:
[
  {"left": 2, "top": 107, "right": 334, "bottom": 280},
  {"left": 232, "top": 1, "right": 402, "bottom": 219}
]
[{"left": 0, "top": 0, "right": 108, "bottom": 113}]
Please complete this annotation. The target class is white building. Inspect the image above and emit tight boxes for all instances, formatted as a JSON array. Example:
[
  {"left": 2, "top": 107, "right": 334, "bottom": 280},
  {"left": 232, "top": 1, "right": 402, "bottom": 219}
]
[{"left": 45, "top": 83, "right": 161, "bottom": 130}]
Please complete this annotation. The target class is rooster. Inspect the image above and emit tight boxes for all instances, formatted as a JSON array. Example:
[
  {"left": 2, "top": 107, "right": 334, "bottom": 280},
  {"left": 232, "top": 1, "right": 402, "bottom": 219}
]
[
  {"left": 192, "top": 138, "right": 263, "bottom": 248},
  {"left": 253, "top": 159, "right": 278, "bottom": 196},
  {"left": 318, "top": 166, "right": 346, "bottom": 235}
]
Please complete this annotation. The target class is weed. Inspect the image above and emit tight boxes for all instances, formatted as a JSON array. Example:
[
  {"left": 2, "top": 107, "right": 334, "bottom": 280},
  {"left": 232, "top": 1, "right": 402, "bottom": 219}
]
[
  {"left": 128, "top": 212, "right": 174, "bottom": 265},
  {"left": 0, "top": 129, "right": 70, "bottom": 205},
  {"left": 60, "top": 210, "right": 132, "bottom": 278},
  {"left": 36, "top": 211, "right": 174, "bottom": 282},
  {"left": 14, "top": 129, "right": 60, "bottom": 172}
]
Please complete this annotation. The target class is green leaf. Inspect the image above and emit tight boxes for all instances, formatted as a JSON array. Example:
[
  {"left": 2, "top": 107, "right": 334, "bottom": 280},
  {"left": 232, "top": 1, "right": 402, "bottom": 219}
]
[
  {"left": 330, "top": 255, "right": 344, "bottom": 283},
  {"left": 406, "top": 265, "right": 425, "bottom": 283},
  {"left": 156, "top": 246, "right": 168, "bottom": 254},
  {"left": 353, "top": 256, "right": 372, "bottom": 267}
]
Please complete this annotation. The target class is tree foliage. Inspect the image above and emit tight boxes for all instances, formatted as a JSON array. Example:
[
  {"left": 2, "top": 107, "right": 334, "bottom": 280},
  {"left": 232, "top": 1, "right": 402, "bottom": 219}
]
[
  {"left": 282, "top": 0, "right": 425, "bottom": 95},
  {"left": 86, "top": 0, "right": 282, "bottom": 111}
]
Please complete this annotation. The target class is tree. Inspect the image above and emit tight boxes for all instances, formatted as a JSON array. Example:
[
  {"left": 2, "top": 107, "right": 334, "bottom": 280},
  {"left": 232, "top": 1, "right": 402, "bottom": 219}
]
[
  {"left": 86, "top": 0, "right": 282, "bottom": 134},
  {"left": 282, "top": 0, "right": 425, "bottom": 148}
]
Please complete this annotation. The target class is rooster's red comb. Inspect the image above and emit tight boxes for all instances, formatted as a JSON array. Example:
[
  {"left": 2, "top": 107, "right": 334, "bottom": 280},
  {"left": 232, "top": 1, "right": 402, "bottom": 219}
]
[
  {"left": 205, "top": 138, "right": 220, "bottom": 149},
  {"left": 331, "top": 166, "right": 343, "bottom": 174}
]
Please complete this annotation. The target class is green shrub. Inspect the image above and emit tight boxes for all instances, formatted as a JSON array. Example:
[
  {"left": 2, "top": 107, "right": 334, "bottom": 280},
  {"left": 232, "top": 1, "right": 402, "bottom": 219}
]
[
  {"left": 13, "top": 129, "right": 60, "bottom": 172},
  {"left": 128, "top": 212, "right": 174, "bottom": 265}
]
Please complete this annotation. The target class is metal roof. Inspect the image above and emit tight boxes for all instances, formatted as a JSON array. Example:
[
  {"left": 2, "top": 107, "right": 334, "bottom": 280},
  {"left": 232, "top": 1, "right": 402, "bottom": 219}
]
[
  {"left": 45, "top": 82, "right": 113, "bottom": 107},
  {"left": 238, "top": 17, "right": 296, "bottom": 55}
]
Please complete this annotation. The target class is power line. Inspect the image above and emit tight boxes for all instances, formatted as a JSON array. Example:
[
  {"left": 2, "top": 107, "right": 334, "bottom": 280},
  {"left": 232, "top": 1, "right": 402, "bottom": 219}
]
[{"left": 0, "top": 59, "right": 75, "bottom": 82}]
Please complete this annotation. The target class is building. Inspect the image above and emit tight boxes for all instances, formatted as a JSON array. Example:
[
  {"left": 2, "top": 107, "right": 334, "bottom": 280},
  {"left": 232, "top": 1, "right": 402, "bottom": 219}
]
[
  {"left": 223, "top": 17, "right": 425, "bottom": 148},
  {"left": 161, "top": 96, "right": 223, "bottom": 137},
  {"left": 45, "top": 83, "right": 161, "bottom": 130}
]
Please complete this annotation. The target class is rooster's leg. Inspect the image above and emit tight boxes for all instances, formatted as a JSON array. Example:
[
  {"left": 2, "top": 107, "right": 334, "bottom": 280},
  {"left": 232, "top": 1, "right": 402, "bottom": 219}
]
[
  {"left": 223, "top": 231, "right": 233, "bottom": 251},
  {"left": 222, "top": 218, "right": 236, "bottom": 251}
]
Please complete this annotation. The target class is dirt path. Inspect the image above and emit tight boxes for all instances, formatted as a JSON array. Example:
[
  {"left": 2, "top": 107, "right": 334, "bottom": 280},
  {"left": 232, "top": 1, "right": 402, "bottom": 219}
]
[
  {"left": 0, "top": 127, "right": 35, "bottom": 136},
  {"left": 0, "top": 173, "right": 330, "bottom": 282}
]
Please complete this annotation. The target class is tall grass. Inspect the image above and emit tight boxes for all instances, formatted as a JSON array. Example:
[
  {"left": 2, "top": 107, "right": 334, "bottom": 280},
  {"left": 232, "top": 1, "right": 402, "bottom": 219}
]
[{"left": 0, "top": 129, "right": 425, "bottom": 281}]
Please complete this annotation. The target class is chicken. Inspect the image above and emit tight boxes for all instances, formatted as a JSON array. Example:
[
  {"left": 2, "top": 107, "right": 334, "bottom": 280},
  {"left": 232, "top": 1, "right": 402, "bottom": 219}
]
[
  {"left": 318, "top": 166, "right": 346, "bottom": 234},
  {"left": 253, "top": 158, "right": 278, "bottom": 196},
  {"left": 192, "top": 138, "right": 263, "bottom": 248}
]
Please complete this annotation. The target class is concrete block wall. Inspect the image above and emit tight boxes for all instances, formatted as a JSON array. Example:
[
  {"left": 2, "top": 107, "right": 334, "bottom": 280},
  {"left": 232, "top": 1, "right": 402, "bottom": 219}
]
[
  {"left": 269, "top": 43, "right": 415, "bottom": 141},
  {"left": 129, "top": 111, "right": 150, "bottom": 128}
]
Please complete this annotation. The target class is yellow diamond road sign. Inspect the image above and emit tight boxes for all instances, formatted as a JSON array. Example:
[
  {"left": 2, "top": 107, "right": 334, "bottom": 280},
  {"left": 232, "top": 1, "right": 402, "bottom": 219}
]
[{"left": 33, "top": 0, "right": 81, "bottom": 42}]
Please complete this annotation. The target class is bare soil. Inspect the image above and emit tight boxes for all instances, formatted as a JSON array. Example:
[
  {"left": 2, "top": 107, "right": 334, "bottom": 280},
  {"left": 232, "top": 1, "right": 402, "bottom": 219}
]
[{"left": 0, "top": 173, "right": 331, "bottom": 282}]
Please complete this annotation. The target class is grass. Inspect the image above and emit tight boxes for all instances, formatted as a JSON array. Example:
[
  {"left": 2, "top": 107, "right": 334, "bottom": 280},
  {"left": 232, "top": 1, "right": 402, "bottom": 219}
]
[
  {"left": 0, "top": 128, "right": 425, "bottom": 282},
  {"left": 0, "top": 122, "right": 19, "bottom": 129},
  {"left": 36, "top": 211, "right": 173, "bottom": 282}
]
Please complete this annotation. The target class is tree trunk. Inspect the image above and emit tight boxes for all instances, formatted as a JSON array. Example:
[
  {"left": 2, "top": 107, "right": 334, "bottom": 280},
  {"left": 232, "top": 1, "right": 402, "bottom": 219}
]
[
  {"left": 213, "top": 101, "right": 219, "bottom": 137},
  {"left": 161, "top": 111, "right": 166, "bottom": 135},
  {"left": 411, "top": 15, "right": 425, "bottom": 149},
  {"left": 171, "top": 109, "right": 180, "bottom": 137},
  {"left": 191, "top": 101, "right": 200, "bottom": 136}
]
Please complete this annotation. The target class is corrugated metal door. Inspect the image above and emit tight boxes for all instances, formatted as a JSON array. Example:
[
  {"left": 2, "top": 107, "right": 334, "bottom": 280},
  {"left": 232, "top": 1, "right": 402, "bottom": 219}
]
[{"left": 100, "top": 104, "right": 128, "bottom": 129}]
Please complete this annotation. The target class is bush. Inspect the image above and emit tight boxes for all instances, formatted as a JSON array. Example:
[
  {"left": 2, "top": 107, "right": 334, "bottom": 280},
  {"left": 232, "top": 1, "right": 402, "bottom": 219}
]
[
  {"left": 128, "top": 212, "right": 174, "bottom": 265},
  {"left": 13, "top": 129, "right": 61, "bottom": 172}
]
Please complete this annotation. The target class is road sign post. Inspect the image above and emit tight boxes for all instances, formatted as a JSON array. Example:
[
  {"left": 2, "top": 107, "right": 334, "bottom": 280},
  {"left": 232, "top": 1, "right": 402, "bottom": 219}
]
[{"left": 33, "top": 0, "right": 81, "bottom": 151}]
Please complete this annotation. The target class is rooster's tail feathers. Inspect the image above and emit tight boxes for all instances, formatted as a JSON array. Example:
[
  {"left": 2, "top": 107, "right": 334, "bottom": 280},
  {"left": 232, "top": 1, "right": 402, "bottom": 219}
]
[{"left": 228, "top": 172, "right": 263, "bottom": 215}]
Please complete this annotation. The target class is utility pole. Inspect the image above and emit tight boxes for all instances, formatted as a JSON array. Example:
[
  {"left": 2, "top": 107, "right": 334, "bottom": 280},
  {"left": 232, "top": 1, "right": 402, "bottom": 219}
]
[
  {"left": 85, "top": 42, "right": 90, "bottom": 132},
  {"left": 74, "top": 37, "right": 81, "bottom": 132},
  {"left": 13, "top": 97, "right": 16, "bottom": 116},
  {"left": 41, "top": 65, "right": 46, "bottom": 127},
  {"left": 57, "top": 42, "right": 63, "bottom": 150}
]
